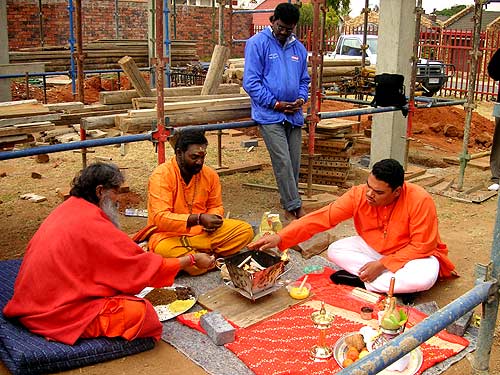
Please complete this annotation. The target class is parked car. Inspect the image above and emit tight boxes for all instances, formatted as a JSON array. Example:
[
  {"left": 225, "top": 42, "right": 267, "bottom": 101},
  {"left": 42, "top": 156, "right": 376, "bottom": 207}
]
[{"left": 328, "top": 34, "right": 451, "bottom": 96}]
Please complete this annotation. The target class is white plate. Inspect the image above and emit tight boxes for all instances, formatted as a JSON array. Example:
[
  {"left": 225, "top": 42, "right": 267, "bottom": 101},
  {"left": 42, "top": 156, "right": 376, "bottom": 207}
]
[
  {"left": 333, "top": 332, "right": 423, "bottom": 374},
  {"left": 137, "top": 285, "right": 197, "bottom": 322}
]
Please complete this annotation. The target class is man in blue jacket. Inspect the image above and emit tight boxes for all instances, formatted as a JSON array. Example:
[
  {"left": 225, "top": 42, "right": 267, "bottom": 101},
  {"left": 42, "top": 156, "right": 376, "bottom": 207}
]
[{"left": 243, "top": 2, "right": 310, "bottom": 219}]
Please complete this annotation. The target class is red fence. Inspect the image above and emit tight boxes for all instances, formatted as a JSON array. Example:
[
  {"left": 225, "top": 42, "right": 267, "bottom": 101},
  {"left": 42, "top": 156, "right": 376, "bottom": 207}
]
[{"left": 250, "top": 24, "right": 499, "bottom": 100}]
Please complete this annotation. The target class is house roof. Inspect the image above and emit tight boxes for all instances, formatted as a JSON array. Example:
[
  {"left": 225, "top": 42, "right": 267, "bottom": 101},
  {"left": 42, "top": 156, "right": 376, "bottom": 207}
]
[
  {"left": 252, "top": 0, "right": 308, "bottom": 27},
  {"left": 442, "top": 5, "right": 500, "bottom": 30}
]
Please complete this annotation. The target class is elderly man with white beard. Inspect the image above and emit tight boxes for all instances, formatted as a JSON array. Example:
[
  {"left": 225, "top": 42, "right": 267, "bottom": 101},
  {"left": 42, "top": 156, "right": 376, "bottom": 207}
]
[{"left": 4, "top": 162, "right": 215, "bottom": 345}]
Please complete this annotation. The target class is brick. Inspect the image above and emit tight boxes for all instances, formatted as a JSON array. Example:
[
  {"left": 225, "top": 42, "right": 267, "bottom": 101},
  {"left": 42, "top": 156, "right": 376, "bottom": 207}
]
[
  {"left": 297, "top": 228, "right": 337, "bottom": 259},
  {"left": 200, "top": 311, "right": 235, "bottom": 345}
]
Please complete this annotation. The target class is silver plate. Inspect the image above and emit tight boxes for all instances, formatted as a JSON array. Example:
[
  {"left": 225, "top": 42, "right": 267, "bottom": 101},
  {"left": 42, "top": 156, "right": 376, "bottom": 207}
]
[{"left": 333, "top": 332, "right": 423, "bottom": 374}]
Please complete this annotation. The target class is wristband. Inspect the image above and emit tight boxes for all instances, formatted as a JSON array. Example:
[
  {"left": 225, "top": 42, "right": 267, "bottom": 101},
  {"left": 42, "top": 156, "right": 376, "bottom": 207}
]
[{"left": 188, "top": 253, "right": 196, "bottom": 266}]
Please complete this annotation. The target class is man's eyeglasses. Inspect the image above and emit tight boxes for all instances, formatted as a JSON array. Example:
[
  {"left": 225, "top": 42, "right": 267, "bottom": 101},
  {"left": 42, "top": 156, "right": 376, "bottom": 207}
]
[{"left": 275, "top": 23, "right": 295, "bottom": 34}]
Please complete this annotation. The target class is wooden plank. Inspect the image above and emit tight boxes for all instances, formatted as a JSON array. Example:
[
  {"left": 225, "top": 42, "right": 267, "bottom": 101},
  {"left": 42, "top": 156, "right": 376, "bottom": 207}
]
[
  {"left": 80, "top": 114, "right": 117, "bottom": 130},
  {"left": 0, "top": 122, "right": 55, "bottom": 137},
  {"left": 198, "top": 285, "right": 307, "bottom": 328},
  {"left": 404, "top": 165, "right": 426, "bottom": 180},
  {"left": 298, "top": 182, "right": 339, "bottom": 193},
  {"left": 118, "top": 56, "right": 153, "bottom": 97},
  {"left": 99, "top": 84, "right": 241, "bottom": 105},
  {"left": 0, "top": 113, "right": 61, "bottom": 128},
  {"left": 43, "top": 102, "right": 84, "bottom": 112},
  {"left": 215, "top": 163, "right": 263, "bottom": 176}
]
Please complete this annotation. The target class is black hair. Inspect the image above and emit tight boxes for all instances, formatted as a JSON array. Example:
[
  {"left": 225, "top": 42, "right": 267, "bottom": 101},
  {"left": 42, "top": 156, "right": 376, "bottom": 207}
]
[
  {"left": 269, "top": 3, "right": 300, "bottom": 24},
  {"left": 174, "top": 130, "right": 208, "bottom": 153},
  {"left": 371, "top": 159, "right": 405, "bottom": 190},
  {"left": 69, "top": 162, "right": 124, "bottom": 204}
]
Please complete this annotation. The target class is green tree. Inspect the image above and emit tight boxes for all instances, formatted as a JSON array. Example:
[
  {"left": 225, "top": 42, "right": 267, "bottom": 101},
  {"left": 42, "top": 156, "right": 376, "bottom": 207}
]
[
  {"left": 298, "top": 0, "right": 350, "bottom": 28},
  {"left": 434, "top": 5, "right": 466, "bottom": 16}
]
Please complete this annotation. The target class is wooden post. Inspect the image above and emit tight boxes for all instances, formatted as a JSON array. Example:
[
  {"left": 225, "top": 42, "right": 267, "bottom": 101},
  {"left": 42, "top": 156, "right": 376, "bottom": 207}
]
[
  {"left": 201, "top": 47, "right": 230, "bottom": 96},
  {"left": 118, "top": 55, "right": 154, "bottom": 97}
]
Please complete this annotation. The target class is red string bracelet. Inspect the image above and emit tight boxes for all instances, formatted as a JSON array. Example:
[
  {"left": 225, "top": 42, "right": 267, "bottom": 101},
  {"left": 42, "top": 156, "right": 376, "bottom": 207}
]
[{"left": 188, "top": 253, "right": 196, "bottom": 266}]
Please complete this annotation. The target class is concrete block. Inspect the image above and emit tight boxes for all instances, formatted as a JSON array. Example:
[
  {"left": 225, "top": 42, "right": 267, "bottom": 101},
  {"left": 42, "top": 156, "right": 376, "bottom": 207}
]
[
  {"left": 241, "top": 139, "right": 258, "bottom": 148},
  {"left": 414, "top": 301, "right": 472, "bottom": 337},
  {"left": 414, "top": 301, "right": 439, "bottom": 316},
  {"left": 446, "top": 310, "right": 473, "bottom": 337},
  {"left": 200, "top": 311, "right": 235, "bottom": 345}
]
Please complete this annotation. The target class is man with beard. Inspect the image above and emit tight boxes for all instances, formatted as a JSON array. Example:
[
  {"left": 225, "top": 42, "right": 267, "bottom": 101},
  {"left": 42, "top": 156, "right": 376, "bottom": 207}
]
[
  {"left": 3, "top": 162, "right": 216, "bottom": 345},
  {"left": 145, "top": 130, "right": 254, "bottom": 275},
  {"left": 248, "top": 159, "right": 457, "bottom": 295}
]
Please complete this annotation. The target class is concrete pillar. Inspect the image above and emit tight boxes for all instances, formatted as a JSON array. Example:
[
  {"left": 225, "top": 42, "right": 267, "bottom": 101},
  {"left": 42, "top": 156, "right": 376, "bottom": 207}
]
[
  {"left": 0, "top": 1, "right": 11, "bottom": 102},
  {"left": 370, "top": 0, "right": 415, "bottom": 167}
]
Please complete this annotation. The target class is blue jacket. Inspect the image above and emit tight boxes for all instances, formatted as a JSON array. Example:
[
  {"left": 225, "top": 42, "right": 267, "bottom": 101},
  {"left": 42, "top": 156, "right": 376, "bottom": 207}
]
[{"left": 243, "top": 27, "right": 310, "bottom": 126}]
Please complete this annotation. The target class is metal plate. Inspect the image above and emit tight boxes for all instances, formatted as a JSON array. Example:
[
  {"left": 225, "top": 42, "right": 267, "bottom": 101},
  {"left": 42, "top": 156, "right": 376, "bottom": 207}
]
[
  {"left": 333, "top": 332, "right": 423, "bottom": 374},
  {"left": 137, "top": 285, "right": 196, "bottom": 322}
]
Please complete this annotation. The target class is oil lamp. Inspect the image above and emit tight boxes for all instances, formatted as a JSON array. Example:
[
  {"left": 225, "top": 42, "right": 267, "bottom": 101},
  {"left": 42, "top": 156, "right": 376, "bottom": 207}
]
[{"left": 310, "top": 301, "right": 335, "bottom": 361}]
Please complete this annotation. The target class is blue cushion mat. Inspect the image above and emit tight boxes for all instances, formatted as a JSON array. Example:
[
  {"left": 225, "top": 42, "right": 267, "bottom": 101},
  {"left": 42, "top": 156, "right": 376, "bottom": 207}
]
[{"left": 0, "top": 259, "right": 155, "bottom": 375}]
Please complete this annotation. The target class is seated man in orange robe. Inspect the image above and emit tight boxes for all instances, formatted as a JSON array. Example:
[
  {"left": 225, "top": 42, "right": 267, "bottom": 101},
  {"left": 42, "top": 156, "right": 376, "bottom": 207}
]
[
  {"left": 146, "top": 130, "right": 254, "bottom": 275},
  {"left": 3, "top": 162, "right": 215, "bottom": 345},
  {"left": 249, "top": 159, "right": 457, "bottom": 295}
]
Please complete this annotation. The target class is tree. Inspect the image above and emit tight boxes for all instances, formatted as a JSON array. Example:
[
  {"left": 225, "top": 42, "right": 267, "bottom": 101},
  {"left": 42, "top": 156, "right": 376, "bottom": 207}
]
[
  {"left": 434, "top": 5, "right": 466, "bottom": 16},
  {"left": 297, "top": 0, "right": 350, "bottom": 28}
]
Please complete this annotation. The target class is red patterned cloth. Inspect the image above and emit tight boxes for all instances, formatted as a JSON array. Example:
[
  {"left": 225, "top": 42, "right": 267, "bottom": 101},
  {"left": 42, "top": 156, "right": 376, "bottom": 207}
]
[{"left": 225, "top": 268, "right": 469, "bottom": 375}]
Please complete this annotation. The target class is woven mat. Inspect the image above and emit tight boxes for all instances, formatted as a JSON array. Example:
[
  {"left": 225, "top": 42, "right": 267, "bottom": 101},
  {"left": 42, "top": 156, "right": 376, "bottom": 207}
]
[{"left": 161, "top": 251, "right": 474, "bottom": 375}]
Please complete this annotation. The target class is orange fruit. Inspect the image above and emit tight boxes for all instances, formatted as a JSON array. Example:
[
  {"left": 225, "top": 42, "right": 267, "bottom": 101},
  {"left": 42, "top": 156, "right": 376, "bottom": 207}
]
[
  {"left": 342, "top": 358, "right": 354, "bottom": 367},
  {"left": 346, "top": 346, "right": 360, "bottom": 361}
]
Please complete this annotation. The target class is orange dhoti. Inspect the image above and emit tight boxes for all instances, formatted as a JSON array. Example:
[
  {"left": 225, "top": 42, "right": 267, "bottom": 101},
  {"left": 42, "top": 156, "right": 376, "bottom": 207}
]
[{"left": 152, "top": 219, "right": 254, "bottom": 275}]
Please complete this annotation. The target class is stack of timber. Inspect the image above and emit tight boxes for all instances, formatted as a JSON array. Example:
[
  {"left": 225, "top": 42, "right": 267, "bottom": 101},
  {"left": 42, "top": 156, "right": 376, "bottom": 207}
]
[
  {"left": 0, "top": 100, "right": 58, "bottom": 149},
  {"left": 100, "top": 83, "right": 242, "bottom": 105},
  {"left": 9, "top": 40, "right": 199, "bottom": 72},
  {"left": 299, "top": 119, "right": 355, "bottom": 186},
  {"left": 117, "top": 95, "right": 251, "bottom": 133},
  {"left": 223, "top": 58, "right": 369, "bottom": 85}
]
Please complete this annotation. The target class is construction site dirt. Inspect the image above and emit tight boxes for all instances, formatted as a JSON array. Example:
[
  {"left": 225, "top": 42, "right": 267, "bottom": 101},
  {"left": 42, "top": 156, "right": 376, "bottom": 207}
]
[{"left": 0, "top": 79, "right": 499, "bottom": 374}]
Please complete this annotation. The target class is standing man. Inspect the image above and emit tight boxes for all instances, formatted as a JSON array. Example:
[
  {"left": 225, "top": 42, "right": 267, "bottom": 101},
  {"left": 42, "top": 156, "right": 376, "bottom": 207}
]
[
  {"left": 249, "top": 159, "right": 457, "bottom": 295},
  {"left": 146, "top": 130, "right": 254, "bottom": 275},
  {"left": 243, "top": 2, "right": 310, "bottom": 219},
  {"left": 487, "top": 48, "right": 500, "bottom": 191},
  {"left": 4, "top": 163, "right": 216, "bottom": 345}
]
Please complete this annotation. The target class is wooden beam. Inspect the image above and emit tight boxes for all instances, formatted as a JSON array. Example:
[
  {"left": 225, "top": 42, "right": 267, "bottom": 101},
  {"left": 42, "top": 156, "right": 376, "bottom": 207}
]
[
  {"left": 0, "top": 121, "right": 55, "bottom": 137},
  {"left": 201, "top": 45, "right": 230, "bottom": 95},
  {"left": 118, "top": 55, "right": 153, "bottom": 97},
  {"left": 0, "top": 113, "right": 61, "bottom": 128}
]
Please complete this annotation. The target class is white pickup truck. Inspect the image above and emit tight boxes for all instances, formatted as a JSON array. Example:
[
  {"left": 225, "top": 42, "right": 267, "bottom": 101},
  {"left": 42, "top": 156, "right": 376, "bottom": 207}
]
[{"left": 328, "top": 34, "right": 450, "bottom": 96}]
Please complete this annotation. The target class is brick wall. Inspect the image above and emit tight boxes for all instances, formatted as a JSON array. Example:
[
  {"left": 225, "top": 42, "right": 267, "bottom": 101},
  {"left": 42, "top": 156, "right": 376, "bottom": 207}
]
[{"left": 6, "top": 0, "right": 251, "bottom": 58}]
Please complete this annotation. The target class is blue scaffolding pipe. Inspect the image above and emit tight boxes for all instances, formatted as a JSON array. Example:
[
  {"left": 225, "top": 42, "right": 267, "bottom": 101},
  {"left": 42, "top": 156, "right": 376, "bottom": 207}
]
[
  {"left": 171, "top": 120, "right": 256, "bottom": 133},
  {"left": 339, "top": 280, "right": 496, "bottom": 375},
  {"left": 163, "top": 0, "right": 171, "bottom": 88},
  {"left": 0, "top": 133, "right": 152, "bottom": 161},
  {"left": 323, "top": 96, "right": 466, "bottom": 106},
  {"left": 67, "top": 0, "right": 76, "bottom": 95}
]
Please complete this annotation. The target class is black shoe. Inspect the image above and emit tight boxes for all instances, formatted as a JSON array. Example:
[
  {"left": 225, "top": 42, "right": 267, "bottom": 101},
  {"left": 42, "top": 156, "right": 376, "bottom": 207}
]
[{"left": 330, "top": 270, "right": 365, "bottom": 289}]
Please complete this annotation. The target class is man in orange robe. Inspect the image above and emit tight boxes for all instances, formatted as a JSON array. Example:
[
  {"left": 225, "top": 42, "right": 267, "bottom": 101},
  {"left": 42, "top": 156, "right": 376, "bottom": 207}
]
[
  {"left": 146, "top": 130, "right": 254, "bottom": 275},
  {"left": 249, "top": 159, "right": 456, "bottom": 294},
  {"left": 3, "top": 163, "right": 215, "bottom": 345}
]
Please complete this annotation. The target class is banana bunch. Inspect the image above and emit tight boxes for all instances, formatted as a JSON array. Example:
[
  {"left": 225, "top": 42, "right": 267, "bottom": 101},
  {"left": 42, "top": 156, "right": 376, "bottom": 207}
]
[{"left": 380, "top": 308, "right": 408, "bottom": 331}]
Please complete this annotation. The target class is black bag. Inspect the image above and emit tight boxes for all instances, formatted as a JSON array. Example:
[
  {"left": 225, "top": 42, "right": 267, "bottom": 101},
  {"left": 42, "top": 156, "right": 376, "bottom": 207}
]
[
  {"left": 371, "top": 73, "right": 408, "bottom": 116},
  {"left": 488, "top": 48, "right": 500, "bottom": 81}
]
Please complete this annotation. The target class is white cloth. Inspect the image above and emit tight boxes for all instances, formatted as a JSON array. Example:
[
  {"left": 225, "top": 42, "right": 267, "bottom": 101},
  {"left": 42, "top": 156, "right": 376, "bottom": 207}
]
[{"left": 327, "top": 236, "right": 439, "bottom": 293}]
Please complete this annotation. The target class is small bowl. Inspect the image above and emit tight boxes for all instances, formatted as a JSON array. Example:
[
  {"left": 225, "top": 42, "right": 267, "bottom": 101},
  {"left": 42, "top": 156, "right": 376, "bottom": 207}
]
[
  {"left": 360, "top": 306, "right": 374, "bottom": 320},
  {"left": 286, "top": 281, "right": 312, "bottom": 300}
]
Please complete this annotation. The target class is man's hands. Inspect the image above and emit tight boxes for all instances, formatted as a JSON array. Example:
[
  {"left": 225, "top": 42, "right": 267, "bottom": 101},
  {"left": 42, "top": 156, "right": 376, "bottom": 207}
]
[
  {"left": 180, "top": 253, "right": 215, "bottom": 270},
  {"left": 200, "top": 213, "right": 223, "bottom": 233},
  {"left": 358, "top": 260, "right": 386, "bottom": 283},
  {"left": 247, "top": 233, "right": 281, "bottom": 251},
  {"left": 274, "top": 98, "right": 305, "bottom": 114}
]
